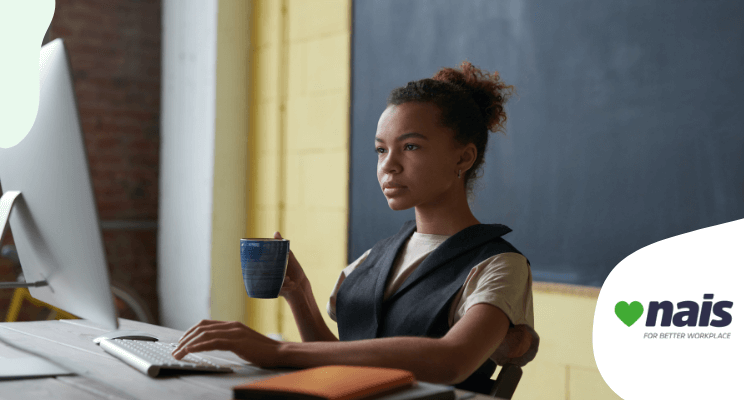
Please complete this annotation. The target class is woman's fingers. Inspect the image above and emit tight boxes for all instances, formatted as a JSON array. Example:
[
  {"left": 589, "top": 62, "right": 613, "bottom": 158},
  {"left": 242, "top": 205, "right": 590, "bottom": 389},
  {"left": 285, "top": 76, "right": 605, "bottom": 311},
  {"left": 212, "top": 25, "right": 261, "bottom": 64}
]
[
  {"left": 173, "top": 327, "right": 244, "bottom": 359},
  {"left": 288, "top": 250, "right": 300, "bottom": 270},
  {"left": 283, "top": 275, "right": 297, "bottom": 287},
  {"left": 177, "top": 320, "right": 238, "bottom": 350},
  {"left": 173, "top": 338, "right": 232, "bottom": 360},
  {"left": 174, "top": 326, "right": 238, "bottom": 358},
  {"left": 177, "top": 338, "right": 234, "bottom": 358},
  {"left": 179, "top": 320, "right": 230, "bottom": 342},
  {"left": 273, "top": 231, "right": 297, "bottom": 264},
  {"left": 274, "top": 231, "right": 305, "bottom": 285},
  {"left": 279, "top": 275, "right": 301, "bottom": 297},
  {"left": 275, "top": 231, "right": 299, "bottom": 268},
  {"left": 171, "top": 321, "right": 284, "bottom": 367},
  {"left": 178, "top": 319, "right": 224, "bottom": 341},
  {"left": 174, "top": 322, "right": 281, "bottom": 358}
]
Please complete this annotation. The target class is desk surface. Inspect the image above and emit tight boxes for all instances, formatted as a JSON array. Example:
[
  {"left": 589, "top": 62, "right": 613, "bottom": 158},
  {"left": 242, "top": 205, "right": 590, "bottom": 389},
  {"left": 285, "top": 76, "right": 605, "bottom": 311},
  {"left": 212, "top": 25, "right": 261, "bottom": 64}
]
[{"left": 0, "top": 319, "right": 498, "bottom": 400}]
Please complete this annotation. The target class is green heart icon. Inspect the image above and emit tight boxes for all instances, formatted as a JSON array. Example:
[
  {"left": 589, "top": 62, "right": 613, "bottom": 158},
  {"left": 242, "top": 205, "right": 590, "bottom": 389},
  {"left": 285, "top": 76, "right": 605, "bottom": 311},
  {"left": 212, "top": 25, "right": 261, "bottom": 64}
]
[{"left": 615, "top": 301, "right": 644, "bottom": 327}]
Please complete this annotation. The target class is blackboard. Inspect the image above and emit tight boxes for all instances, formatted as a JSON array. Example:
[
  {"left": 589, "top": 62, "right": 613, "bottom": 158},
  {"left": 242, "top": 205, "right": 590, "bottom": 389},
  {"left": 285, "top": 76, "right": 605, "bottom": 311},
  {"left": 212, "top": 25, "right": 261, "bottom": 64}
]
[{"left": 348, "top": 0, "right": 744, "bottom": 287}]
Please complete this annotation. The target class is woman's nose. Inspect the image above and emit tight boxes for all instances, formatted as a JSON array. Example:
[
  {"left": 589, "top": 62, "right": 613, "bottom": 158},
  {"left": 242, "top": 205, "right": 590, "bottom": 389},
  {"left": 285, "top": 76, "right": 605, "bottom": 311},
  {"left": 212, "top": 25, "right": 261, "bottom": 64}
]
[{"left": 378, "top": 149, "right": 401, "bottom": 174}]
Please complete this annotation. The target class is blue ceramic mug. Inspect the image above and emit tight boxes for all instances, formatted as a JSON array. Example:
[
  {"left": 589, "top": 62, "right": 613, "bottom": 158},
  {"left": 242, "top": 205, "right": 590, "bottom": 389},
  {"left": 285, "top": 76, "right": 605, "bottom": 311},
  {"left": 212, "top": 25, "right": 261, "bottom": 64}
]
[{"left": 240, "top": 238, "right": 289, "bottom": 298}]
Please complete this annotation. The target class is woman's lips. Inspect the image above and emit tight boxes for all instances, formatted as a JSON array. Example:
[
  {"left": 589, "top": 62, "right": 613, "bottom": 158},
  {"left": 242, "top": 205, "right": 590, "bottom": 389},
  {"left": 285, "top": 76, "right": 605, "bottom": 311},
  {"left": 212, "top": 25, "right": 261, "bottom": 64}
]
[{"left": 383, "top": 187, "right": 407, "bottom": 195}]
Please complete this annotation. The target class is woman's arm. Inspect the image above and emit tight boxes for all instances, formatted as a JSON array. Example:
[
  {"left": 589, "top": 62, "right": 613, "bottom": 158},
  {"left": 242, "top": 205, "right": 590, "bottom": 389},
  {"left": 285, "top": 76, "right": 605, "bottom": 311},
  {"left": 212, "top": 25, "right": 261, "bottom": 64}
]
[
  {"left": 285, "top": 277, "right": 339, "bottom": 342},
  {"left": 278, "top": 303, "right": 510, "bottom": 385},
  {"left": 278, "top": 335, "right": 457, "bottom": 384},
  {"left": 174, "top": 303, "right": 509, "bottom": 385},
  {"left": 173, "top": 319, "right": 457, "bottom": 383},
  {"left": 273, "top": 230, "right": 338, "bottom": 342}
]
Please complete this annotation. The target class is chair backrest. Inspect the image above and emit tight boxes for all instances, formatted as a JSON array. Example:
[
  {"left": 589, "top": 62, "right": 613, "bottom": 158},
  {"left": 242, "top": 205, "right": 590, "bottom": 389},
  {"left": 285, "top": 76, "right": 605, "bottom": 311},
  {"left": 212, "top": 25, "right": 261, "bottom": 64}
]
[
  {"left": 489, "top": 363, "right": 523, "bottom": 399},
  {"left": 487, "top": 325, "right": 533, "bottom": 398}
]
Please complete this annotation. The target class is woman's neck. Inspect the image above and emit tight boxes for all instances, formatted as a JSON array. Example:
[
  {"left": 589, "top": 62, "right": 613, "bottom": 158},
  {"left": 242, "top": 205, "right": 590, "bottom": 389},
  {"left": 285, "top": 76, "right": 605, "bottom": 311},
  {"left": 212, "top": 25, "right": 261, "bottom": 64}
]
[{"left": 413, "top": 189, "right": 480, "bottom": 235}]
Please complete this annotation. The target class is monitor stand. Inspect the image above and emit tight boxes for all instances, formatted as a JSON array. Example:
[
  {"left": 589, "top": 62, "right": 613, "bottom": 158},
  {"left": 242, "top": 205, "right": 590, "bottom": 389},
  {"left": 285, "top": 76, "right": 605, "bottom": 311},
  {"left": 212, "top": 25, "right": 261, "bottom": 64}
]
[
  {"left": 0, "top": 190, "right": 74, "bottom": 379},
  {"left": 0, "top": 357, "right": 74, "bottom": 380},
  {"left": 0, "top": 328, "right": 75, "bottom": 379},
  {"left": 0, "top": 191, "right": 49, "bottom": 289}
]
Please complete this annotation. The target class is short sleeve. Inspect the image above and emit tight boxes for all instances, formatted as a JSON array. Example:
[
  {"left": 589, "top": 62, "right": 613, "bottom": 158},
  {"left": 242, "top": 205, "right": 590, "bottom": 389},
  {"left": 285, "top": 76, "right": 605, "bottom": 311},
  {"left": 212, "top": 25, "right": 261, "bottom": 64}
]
[
  {"left": 452, "top": 252, "right": 540, "bottom": 367},
  {"left": 458, "top": 252, "right": 533, "bottom": 328},
  {"left": 326, "top": 248, "right": 372, "bottom": 322}
]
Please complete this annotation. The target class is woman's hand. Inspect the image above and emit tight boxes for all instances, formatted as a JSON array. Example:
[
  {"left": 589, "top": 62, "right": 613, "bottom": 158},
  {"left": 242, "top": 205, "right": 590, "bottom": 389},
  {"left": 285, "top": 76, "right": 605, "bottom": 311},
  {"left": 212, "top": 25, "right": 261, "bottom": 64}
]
[
  {"left": 274, "top": 231, "right": 308, "bottom": 300},
  {"left": 172, "top": 320, "right": 284, "bottom": 368}
]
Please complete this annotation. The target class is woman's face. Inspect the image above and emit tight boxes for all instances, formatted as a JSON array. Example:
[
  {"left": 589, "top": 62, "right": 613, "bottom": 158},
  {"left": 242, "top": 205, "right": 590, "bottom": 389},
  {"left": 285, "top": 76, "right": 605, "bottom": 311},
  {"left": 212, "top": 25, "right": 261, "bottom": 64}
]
[{"left": 375, "top": 102, "right": 471, "bottom": 211}]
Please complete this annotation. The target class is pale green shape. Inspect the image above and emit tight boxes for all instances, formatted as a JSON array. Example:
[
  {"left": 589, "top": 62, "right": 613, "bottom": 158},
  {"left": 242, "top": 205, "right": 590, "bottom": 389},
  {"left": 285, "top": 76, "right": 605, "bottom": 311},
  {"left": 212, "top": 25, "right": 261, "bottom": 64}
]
[{"left": 0, "top": 0, "right": 55, "bottom": 149}]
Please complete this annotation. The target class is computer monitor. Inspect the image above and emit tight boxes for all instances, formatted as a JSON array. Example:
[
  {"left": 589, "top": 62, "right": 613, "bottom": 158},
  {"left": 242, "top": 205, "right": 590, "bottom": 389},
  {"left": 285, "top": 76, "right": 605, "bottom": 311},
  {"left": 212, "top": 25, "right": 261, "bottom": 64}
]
[{"left": 0, "top": 38, "right": 118, "bottom": 331}]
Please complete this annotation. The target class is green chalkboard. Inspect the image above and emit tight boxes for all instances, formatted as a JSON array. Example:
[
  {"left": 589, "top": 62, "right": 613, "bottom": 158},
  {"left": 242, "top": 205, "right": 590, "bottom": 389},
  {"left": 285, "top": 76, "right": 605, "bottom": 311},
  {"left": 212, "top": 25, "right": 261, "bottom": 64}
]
[{"left": 349, "top": 0, "right": 744, "bottom": 286}]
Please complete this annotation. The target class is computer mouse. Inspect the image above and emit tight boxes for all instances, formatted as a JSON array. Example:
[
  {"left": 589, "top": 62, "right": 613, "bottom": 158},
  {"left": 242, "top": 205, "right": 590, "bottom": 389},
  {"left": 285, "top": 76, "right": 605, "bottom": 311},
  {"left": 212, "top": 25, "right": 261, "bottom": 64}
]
[{"left": 93, "top": 330, "right": 160, "bottom": 344}]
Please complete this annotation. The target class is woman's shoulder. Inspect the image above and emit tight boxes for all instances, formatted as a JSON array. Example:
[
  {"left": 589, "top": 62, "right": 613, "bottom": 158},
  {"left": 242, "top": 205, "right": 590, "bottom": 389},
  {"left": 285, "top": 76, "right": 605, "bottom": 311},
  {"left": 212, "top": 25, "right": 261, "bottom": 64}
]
[
  {"left": 483, "top": 251, "right": 529, "bottom": 266},
  {"left": 479, "top": 231, "right": 530, "bottom": 265},
  {"left": 470, "top": 252, "right": 531, "bottom": 280}
]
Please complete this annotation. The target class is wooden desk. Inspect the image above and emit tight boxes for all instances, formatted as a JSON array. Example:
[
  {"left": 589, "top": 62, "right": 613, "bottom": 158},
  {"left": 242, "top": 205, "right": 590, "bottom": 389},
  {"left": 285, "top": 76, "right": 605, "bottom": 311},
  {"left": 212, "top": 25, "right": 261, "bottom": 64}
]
[{"left": 0, "top": 319, "right": 498, "bottom": 400}]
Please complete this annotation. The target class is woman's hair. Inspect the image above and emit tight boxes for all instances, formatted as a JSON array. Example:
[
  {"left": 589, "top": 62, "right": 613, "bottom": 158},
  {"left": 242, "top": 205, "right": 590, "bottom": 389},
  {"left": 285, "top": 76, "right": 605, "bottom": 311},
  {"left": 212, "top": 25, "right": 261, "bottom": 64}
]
[{"left": 387, "top": 61, "right": 515, "bottom": 198}]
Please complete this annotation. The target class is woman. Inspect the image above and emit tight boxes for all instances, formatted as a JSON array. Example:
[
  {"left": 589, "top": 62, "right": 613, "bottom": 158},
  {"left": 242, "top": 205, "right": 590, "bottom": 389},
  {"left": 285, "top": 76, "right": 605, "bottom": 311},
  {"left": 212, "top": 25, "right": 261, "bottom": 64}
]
[{"left": 173, "top": 61, "right": 539, "bottom": 394}]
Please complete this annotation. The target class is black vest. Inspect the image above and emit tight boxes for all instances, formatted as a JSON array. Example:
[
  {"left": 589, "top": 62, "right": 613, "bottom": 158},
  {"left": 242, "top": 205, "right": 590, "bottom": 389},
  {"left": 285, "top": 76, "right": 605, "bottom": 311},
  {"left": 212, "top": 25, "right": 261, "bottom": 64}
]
[{"left": 336, "top": 220, "right": 525, "bottom": 395}]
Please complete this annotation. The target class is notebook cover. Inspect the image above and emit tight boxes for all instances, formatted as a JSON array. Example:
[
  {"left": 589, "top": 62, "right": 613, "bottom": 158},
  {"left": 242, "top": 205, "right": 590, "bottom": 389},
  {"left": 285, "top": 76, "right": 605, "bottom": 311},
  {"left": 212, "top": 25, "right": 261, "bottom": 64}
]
[{"left": 232, "top": 365, "right": 417, "bottom": 400}]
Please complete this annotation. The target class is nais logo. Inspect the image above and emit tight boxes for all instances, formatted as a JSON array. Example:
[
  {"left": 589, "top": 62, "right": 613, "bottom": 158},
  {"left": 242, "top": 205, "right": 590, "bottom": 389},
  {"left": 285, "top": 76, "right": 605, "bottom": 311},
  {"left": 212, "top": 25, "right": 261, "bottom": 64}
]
[
  {"left": 615, "top": 294, "right": 733, "bottom": 339},
  {"left": 593, "top": 220, "right": 744, "bottom": 398}
]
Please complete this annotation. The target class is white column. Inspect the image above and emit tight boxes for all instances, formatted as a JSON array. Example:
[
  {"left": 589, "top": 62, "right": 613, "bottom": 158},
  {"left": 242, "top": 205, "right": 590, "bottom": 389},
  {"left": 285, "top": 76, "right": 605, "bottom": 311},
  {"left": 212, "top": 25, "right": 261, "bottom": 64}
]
[{"left": 158, "top": 0, "right": 218, "bottom": 330}]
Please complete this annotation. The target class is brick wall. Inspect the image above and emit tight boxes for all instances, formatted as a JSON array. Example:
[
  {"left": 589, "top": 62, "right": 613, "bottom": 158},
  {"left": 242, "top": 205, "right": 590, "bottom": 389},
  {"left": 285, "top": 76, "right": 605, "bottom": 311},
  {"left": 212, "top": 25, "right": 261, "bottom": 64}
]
[{"left": 0, "top": 0, "right": 161, "bottom": 323}]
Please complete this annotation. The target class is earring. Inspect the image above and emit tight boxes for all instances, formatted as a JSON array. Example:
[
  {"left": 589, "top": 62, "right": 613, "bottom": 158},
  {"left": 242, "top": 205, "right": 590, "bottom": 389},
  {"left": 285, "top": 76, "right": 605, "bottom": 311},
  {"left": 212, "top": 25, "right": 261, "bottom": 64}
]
[{"left": 458, "top": 169, "right": 461, "bottom": 179}]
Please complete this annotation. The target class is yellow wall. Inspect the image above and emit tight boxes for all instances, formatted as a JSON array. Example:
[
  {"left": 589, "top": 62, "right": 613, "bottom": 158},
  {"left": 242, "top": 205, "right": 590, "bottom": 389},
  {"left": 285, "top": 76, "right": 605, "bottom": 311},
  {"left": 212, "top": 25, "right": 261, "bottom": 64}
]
[
  {"left": 246, "top": 0, "right": 351, "bottom": 342},
  {"left": 231, "top": 1, "right": 621, "bottom": 399},
  {"left": 516, "top": 284, "right": 621, "bottom": 400}
]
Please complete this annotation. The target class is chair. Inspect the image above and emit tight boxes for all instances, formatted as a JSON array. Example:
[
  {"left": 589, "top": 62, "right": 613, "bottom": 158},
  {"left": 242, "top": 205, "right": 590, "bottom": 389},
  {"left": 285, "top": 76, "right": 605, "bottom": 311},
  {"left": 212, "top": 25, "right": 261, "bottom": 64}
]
[
  {"left": 453, "top": 325, "right": 531, "bottom": 399},
  {"left": 0, "top": 244, "right": 155, "bottom": 323},
  {"left": 488, "top": 363, "right": 523, "bottom": 399},
  {"left": 486, "top": 325, "right": 532, "bottom": 399}
]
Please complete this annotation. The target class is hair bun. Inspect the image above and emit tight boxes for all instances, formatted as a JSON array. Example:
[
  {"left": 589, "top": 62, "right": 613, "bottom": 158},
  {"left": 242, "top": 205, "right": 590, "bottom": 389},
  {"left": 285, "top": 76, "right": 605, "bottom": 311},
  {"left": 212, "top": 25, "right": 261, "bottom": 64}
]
[{"left": 431, "top": 61, "right": 515, "bottom": 133}]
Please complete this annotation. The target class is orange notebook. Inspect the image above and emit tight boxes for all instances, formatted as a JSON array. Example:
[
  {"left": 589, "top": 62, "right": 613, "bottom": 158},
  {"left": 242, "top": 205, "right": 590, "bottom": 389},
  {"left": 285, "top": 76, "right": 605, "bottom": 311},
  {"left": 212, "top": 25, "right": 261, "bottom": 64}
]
[{"left": 232, "top": 365, "right": 417, "bottom": 400}]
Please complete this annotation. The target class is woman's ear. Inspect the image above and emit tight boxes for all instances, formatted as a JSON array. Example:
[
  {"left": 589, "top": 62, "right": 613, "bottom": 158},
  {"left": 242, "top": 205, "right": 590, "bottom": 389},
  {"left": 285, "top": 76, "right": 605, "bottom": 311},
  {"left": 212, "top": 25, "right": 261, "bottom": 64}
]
[{"left": 456, "top": 143, "right": 478, "bottom": 173}]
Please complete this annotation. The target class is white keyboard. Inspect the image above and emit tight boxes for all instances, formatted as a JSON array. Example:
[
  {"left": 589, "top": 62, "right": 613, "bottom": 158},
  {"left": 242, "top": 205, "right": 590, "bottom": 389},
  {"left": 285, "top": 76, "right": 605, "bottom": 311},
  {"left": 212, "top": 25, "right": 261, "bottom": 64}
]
[{"left": 98, "top": 339, "right": 234, "bottom": 377}]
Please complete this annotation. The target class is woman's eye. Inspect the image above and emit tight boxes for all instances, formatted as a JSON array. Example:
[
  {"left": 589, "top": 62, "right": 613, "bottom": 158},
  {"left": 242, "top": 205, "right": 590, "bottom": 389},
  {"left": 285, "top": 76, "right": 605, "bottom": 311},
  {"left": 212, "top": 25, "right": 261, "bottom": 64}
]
[{"left": 375, "top": 144, "right": 417, "bottom": 153}]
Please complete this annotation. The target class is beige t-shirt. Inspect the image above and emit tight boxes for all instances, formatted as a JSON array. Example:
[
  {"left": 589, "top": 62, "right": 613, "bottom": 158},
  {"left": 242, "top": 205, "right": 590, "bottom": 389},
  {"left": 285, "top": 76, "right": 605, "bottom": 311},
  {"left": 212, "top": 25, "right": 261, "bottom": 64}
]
[{"left": 327, "top": 230, "right": 540, "bottom": 367}]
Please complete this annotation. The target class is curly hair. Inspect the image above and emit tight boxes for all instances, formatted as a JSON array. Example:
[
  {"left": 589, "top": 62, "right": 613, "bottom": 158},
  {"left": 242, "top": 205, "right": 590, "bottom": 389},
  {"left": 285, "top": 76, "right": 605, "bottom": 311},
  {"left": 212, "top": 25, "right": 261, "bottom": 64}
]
[{"left": 386, "top": 61, "right": 515, "bottom": 198}]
